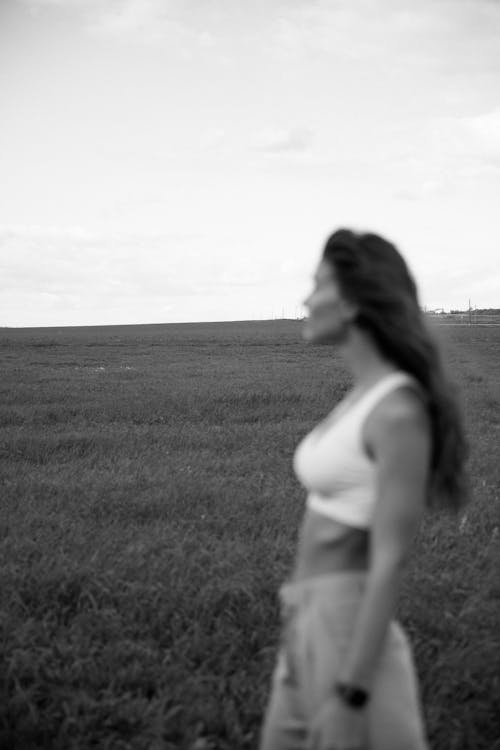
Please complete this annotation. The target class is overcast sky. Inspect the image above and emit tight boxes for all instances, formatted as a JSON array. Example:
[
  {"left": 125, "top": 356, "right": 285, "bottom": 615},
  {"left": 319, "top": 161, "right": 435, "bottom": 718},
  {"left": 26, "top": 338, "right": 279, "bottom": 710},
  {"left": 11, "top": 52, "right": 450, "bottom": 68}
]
[{"left": 1, "top": 0, "right": 499, "bottom": 327}]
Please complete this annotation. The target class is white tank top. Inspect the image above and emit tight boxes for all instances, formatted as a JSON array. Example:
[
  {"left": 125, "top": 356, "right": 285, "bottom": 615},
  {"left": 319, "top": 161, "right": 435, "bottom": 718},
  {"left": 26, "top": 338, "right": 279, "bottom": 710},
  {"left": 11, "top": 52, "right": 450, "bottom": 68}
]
[{"left": 292, "top": 371, "right": 423, "bottom": 529}]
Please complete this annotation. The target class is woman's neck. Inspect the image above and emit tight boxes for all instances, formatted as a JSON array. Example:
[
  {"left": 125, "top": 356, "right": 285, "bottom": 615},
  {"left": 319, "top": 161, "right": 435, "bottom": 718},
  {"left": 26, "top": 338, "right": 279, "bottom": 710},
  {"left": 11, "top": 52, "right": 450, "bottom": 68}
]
[{"left": 337, "top": 325, "right": 398, "bottom": 389}]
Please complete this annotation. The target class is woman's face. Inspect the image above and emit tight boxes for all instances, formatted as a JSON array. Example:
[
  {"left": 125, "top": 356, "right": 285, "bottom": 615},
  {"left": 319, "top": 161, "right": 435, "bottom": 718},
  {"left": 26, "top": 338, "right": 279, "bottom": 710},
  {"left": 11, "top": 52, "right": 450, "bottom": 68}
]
[{"left": 301, "top": 259, "right": 358, "bottom": 344}]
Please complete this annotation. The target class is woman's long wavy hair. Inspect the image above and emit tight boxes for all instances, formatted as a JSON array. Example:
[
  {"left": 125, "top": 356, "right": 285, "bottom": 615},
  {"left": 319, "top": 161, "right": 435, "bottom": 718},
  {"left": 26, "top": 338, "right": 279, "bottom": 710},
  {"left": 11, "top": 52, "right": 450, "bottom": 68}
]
[{"left": 322, "top": 228, "right": 471, "bottom": 514}]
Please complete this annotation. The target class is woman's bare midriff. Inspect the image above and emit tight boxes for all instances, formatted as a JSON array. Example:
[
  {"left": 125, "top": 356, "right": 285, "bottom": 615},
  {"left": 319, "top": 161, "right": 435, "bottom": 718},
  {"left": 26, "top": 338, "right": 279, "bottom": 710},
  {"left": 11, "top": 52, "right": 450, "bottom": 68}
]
[{"left": 290, "top": 505, "right": 370, "bottom": 582}]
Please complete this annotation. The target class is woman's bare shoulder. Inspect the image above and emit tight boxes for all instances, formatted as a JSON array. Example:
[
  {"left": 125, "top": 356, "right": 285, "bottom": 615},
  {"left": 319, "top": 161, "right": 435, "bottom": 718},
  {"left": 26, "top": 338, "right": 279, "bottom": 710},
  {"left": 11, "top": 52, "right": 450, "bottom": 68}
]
[{"left": 363, "top": 384, "right": 431, "bottom": 458}]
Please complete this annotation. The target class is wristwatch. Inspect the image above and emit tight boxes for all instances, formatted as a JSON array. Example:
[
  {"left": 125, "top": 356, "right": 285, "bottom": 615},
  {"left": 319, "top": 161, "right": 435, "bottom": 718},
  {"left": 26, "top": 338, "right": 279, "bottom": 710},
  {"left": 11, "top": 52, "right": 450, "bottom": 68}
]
[{"left": 334, "top": 680, "right": 370, "bottom": 709}]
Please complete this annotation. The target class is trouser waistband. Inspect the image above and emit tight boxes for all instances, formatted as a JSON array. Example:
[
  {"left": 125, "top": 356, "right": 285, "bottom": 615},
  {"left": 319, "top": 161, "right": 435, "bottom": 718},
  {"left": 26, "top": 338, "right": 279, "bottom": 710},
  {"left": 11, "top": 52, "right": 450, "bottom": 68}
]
[{"left": 278, "top": 570, "right": 367, "bottom": 608}]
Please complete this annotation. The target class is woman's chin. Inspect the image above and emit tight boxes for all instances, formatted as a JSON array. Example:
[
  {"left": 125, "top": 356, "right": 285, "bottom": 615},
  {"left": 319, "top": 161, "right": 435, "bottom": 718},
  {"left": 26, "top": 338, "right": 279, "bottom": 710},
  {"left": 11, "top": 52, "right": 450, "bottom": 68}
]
[
  {"left": 302, "top": 321, "right": 344, "bottom": 345},
  {"left": 302, "top": 323, "right": 327, "bottom": 344},
  {"left": 302, "top": 321, "right": 316, "bottom": 342}
]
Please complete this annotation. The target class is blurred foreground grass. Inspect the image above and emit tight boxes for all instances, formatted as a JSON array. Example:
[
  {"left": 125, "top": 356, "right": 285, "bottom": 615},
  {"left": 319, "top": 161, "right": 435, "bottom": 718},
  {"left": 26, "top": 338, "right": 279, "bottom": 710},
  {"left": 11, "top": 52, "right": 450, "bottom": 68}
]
[{"left": 1, "top": 320, "right": 499, "bottom": 749}]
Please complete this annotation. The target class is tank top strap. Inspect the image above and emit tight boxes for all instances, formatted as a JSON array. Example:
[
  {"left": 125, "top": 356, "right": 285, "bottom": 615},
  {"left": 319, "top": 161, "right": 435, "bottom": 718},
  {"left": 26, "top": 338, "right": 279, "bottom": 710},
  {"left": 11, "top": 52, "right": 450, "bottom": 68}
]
[{"left": 350, "top": 371, "right": 421, "bottom": 423}]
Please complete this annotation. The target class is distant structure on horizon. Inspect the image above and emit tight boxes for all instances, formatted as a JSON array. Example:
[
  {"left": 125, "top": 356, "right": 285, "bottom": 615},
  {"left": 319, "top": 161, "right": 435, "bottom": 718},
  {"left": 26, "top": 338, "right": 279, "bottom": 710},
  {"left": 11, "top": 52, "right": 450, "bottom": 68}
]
[
  {"left": 292, "top": 306, "right": 500, "bottom": 325},
  {"left": 423, "top": 305, "right": 500, "bottom": 326}
]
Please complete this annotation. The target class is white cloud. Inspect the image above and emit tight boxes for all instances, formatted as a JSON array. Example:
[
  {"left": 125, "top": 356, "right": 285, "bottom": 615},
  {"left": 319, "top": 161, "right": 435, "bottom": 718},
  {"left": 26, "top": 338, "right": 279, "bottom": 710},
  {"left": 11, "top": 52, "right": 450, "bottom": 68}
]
[
  {"left": 0, "top": 224, "right": 296, "bottom": 301},
  {"left": 426, "top": 109, "right": 500, "bottom": 161},
  {"left": 263, "top": 0, "right": 500, "bottom": 75},
  {"left": 251, "top": 127, "right": 314, "bottom": 155},
  {"left": 0, "top": 222, "right": 309, "bottom": 325},
  {"left": 19, "top": 0, "right": 500, "bottom": 81},
  {"left": 20, "top": 0, "right": 209, "bottom": 50},
  {"left": 0, "top": 225, "right": 205, "bottom": 298},
  {"left": 199, "top": 128, "right": 228, "bottom": 150},
  {"left": 85, "top": 0, "right": 187, "bottom": 44},
  {"left": 388, "top": 108, "right": 500, "bottom": 200},
  {"left": 6, "top": 0, "right": 500, "bottom": 323},
  {"left": 456, "top": 109, "right": 500, "bottom": 162}
]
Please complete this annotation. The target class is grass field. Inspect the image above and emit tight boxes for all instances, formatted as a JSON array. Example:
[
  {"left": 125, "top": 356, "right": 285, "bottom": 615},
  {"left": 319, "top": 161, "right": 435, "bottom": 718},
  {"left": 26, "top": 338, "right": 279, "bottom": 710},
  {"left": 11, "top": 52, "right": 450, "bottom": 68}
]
[{"left": 1, "top": 320, "right": 499, "bottom": 750}]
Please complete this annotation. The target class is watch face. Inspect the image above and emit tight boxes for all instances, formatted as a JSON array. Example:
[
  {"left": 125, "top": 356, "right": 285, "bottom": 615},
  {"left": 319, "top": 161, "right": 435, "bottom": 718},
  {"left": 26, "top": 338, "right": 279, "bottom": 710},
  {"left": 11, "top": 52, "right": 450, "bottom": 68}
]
[
  {"left": 351, "top": 692, "right": 368, "bottom": 707},
  {"left": 336, "top": 683, "right": 369, "bottom": 708}
]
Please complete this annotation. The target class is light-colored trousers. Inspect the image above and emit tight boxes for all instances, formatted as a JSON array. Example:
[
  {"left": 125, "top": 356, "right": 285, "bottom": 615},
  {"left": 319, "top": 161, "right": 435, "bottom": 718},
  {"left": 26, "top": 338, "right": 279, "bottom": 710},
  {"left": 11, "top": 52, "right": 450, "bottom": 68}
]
[{"left": 258, "top": 571, "right": 431, "bottom": 750}]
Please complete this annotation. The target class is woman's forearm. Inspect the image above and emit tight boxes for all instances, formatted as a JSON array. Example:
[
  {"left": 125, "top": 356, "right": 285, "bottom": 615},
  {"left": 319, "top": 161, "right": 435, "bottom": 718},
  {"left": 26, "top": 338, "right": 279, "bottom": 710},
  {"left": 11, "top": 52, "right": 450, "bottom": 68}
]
[{"left": 336, "top": 560, "right": 403, "bottom": 691}]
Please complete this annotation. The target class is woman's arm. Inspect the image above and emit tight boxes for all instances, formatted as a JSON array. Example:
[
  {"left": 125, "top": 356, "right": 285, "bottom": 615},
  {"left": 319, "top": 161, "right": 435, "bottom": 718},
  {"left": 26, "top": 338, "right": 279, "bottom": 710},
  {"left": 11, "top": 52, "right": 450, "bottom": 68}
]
[{"left": 336, "top": 389, "right": 431, "bottom": 690}]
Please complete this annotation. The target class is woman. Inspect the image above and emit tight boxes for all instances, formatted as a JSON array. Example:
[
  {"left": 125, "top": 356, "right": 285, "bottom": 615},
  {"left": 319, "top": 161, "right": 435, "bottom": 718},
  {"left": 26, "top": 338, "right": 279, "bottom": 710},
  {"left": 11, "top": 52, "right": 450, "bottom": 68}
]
[{"left": 258, "top": 229, "right": 470, "bottom": 750}]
